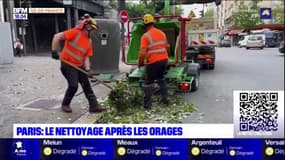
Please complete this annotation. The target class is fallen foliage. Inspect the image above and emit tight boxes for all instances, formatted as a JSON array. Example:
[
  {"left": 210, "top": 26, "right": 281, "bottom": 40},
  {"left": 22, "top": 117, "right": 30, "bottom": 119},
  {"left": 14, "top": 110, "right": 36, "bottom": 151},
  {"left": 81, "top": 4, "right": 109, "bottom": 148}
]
[{"left": 98, "top": 83, "right": 196, "bottom": 123}]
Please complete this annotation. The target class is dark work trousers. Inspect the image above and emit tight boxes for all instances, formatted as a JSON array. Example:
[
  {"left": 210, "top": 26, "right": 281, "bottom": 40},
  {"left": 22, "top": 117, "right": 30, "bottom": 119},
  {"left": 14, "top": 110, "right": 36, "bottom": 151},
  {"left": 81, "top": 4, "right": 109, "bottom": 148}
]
[
  {"left": 15, "top": 48, "right": 21, "bottom": 57},
  {"left": 144, "top": 59, "right": 168, "bottom": 108},
  {"left": 60, "top": 61, "right": 98, "bottom": 106}
]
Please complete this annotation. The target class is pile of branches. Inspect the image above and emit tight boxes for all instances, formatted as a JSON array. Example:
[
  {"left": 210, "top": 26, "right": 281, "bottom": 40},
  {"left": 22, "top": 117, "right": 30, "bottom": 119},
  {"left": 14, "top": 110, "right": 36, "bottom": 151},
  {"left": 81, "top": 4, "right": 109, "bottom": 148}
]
[{"left": 98, "top": 83, "right": 195, "bottom": 123}]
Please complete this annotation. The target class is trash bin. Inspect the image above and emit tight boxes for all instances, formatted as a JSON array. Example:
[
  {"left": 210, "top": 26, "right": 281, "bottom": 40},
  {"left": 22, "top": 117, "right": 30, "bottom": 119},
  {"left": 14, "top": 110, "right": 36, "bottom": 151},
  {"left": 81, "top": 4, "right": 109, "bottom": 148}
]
[{"left": 90, "top": 19, "right": 120, "bottom": 74}]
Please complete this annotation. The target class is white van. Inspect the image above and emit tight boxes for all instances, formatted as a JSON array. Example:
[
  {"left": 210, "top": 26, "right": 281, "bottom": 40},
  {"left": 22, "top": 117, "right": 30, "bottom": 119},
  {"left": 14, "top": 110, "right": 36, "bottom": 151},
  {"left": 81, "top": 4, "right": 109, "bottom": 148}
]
[
  {"left": 249, "top": 33, "right": 266, "bottom": 45},
  {"left": 246, "top": 34, "right": 265, "bottom": 49},
  {"left": 238, "top": 35, "right": 249, "bottom": 47}
]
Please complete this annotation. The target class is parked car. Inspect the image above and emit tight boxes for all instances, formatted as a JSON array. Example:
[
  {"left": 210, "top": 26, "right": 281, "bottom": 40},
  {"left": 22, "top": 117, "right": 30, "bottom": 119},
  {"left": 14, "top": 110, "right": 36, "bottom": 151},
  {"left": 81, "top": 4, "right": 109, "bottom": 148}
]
[
  {"left": 246, "top": 35, "right": 265, "bottom": 49},
  {"left": 279, "top": 41, "right": 284, "bottom": 54},
  {"left": 220, "top": 39, "right": 231, "bottom": 47},
  {"left": 238, "top": 35, "right": 249, "bottom": 48}
]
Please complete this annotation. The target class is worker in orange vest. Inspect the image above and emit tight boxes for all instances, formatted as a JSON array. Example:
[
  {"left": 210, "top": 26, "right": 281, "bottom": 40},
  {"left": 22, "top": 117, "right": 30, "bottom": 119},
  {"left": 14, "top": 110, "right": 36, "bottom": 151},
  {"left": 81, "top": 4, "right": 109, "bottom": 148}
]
[
  {"left": 51, "top": 16, "right": 106, "bottom": 113},
  {"left": 138, "top": 14, "right": 170, "bottom": 109}
]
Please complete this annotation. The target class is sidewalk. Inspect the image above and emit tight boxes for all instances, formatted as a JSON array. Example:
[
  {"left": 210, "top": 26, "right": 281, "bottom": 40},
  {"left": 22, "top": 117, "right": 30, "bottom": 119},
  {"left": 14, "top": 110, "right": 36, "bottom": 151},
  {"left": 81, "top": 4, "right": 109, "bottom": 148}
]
[{"left": 0, "top": 55, "right": 131, "bottom": 137}]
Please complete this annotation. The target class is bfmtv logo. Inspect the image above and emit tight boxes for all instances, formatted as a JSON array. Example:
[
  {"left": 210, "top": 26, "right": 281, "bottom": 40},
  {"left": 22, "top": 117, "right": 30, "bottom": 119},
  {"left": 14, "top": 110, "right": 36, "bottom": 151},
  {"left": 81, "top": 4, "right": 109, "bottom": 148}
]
[
  {"left": 14, "top": 141, "right": 27, "bottom": 156},
  {"left": 13, "top": 8, "right": 28, "bottom": 20}
]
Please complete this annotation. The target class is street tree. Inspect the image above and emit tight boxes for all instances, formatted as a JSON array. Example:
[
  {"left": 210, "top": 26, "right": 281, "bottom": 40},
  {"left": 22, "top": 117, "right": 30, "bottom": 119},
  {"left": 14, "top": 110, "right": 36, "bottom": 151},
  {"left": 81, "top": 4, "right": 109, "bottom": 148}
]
[
  {"left": 204, "top": 8, "right": 214, "bottom": 17},
  {"left": 126, "top": 0, "right": 183, "bottom": 17},
  {"left": 272, "top": 2, "right": 284, "bottom": 24},
  {"left": 231, "top": 1, "right": 264, "bottom": 29}
]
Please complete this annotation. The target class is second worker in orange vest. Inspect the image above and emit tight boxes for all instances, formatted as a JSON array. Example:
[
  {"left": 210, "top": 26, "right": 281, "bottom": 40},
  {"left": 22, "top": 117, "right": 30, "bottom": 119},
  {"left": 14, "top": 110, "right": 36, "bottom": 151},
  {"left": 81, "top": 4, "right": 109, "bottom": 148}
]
[
  {"left": 138, "top": 14, "right": 170, "bottom": 109},
  {"left": 51, "top": 16, "right": 106, "bottom": 113}
]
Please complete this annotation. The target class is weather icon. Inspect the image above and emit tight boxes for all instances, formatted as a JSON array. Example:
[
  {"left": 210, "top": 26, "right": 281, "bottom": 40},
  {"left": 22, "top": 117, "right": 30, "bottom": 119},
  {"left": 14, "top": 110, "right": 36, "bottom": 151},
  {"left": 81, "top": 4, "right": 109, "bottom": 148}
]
[
  {"left": 229, "top": 150, "right": 236, "bottom": 156},
  {"left": 117, "top": 147, "right": 126, "bottom": 156},
  {"left": 155, "top": 149, "right": 162, "bottom": 156},
  {"left": 191, "top": 147, "right": 200, "bottom": 156},
  {"left": 265, "top": 147, "right": 274, "bottom": 156},
  {"left": 81, "top": 149, "right": 88, "bottom": 156},
  {"left": 43, "top": 147, "right": 52, "bottom": 156}
]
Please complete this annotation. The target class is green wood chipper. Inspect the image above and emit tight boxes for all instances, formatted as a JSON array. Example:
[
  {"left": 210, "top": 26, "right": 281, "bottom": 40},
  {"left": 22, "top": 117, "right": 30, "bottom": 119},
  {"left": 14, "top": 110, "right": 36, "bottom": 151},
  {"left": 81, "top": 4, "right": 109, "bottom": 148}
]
[{"left": 120, "top": 13, "right": 200, "bottom": 93}]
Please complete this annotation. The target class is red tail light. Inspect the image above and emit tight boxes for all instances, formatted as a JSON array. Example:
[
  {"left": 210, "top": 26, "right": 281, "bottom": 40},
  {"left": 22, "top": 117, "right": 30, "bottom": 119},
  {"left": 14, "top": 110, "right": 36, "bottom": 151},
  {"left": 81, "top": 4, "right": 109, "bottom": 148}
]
[
  {"left": 180, "top": 83, "right": 190, "bottom": 91},
  {"left": 205, "top": 58, "right": 213, "bottom": 64}
]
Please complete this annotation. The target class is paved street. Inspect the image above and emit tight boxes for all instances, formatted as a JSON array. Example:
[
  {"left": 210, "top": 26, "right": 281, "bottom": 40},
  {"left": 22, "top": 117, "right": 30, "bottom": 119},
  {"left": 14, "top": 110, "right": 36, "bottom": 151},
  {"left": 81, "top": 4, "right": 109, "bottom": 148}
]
[{"left": 182, "top": 47, "right": 284, "bottom": 123}]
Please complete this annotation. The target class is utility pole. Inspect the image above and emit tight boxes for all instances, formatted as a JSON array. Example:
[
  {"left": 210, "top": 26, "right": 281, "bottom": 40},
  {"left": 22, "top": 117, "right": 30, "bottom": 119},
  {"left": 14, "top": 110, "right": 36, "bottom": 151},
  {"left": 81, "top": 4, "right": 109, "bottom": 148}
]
[
  {"left": 19, "top": 0, "right": 27, "bottom": 56},
  {"left": 7, "top": 0, "right": 17, "bottom": 41},
  {"left": 200, "top": 4, "right": 205, "bottom": 17},
  {"left": 118, "top": 0, "right": 126, "bottom": 42}
]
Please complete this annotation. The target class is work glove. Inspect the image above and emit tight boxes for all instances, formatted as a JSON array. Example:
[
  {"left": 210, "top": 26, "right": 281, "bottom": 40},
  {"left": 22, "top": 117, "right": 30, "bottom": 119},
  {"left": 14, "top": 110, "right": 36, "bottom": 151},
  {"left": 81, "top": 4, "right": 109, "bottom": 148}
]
[
  {"left": 51, "top": 50, "right": 59, "bottom": 60},
  {"left": 81, "top": 67, "right": 93, "bottom": 78},
  {"left": 86, "top": 70, "right": 93, "bottom": 78}
]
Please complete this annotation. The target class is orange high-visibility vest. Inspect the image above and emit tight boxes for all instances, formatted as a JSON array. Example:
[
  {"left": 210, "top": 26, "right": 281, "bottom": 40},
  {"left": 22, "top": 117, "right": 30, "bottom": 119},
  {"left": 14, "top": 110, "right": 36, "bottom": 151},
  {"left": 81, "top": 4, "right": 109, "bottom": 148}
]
[
  {"left": 60, "top": 28, "right": 92, "bottom": 67},
  {"left": 141, "top": 27, "right": 168, "bottom": 64}
]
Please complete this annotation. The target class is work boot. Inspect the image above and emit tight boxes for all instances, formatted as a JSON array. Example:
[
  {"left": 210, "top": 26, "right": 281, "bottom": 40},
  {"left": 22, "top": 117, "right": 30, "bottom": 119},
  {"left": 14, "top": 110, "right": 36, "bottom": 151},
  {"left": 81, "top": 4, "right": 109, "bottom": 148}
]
[
  {"left": 144, "top": 105, "right": 151, "bottom": 110},
  {"left": 143, "top": 84, "right": 154, "bottom": 110},
  {"left": 89, "top": 104, "right": 106, "bottom": 113},
  {"left": 61, "top": 105, "right": 72, "bottom": 113},
  {"left": 160, "top": 98, "right": 170, "bottom": 106},
  {"left": 158, "top": 79, "right": 169, "bottom": 105}
]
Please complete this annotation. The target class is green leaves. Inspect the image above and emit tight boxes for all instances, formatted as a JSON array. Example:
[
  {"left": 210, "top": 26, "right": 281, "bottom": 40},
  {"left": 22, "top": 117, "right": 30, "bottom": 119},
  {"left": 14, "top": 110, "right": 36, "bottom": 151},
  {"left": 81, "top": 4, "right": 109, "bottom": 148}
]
[
  {"left": 108, "top": 83, "right": 143, "bottom": 112},
  {"left": 232, "top": 2, "right": 264, "bottom": 29},
  {"left": 126, "top": 0, "right": 183, "bottom": 18},
  {"left": 99, "top": 83, "right": 196, "bottom": 123}
]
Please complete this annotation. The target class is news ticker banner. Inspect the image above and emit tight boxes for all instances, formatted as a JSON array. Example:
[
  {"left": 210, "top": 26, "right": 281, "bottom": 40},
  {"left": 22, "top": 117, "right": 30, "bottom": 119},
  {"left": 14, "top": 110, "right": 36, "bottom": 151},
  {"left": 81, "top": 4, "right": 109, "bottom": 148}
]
[
  {"left": 14, "top": 123, "right": 285, "bottom": 139},
  {"left": 14, "top": 124, "right": 234, "bottom": 139},
  {"left": 0, "top": 138, "right": 284, "bottom": 160}
]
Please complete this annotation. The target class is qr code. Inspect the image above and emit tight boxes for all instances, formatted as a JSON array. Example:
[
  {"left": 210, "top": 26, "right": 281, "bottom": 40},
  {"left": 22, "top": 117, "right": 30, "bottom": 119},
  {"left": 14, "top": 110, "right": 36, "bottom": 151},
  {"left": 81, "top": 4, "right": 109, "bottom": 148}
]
[{"left": 239, "top": 92, "right": 278, "bottom": 132}]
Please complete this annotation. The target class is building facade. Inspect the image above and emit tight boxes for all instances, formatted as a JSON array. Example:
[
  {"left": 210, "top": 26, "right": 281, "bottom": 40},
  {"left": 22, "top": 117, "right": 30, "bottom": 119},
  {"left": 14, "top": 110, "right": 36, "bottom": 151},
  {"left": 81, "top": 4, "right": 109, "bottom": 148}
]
[
  {"left": 217, "top": 0, "right": 283, "bottom": 34},
  {"left": 1, "top": 0, "right": 116, "bottom": 54}
]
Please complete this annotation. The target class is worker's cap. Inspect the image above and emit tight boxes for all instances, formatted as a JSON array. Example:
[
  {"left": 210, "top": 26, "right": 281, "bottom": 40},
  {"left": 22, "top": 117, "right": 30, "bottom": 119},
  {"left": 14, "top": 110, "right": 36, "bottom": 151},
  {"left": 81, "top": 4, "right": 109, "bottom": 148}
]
[
  {"left": 85, "top": 18, "right": 97, "bottom": 30},
  {"left": 143, "top": 14, "right": 155, "bottom": 24}
]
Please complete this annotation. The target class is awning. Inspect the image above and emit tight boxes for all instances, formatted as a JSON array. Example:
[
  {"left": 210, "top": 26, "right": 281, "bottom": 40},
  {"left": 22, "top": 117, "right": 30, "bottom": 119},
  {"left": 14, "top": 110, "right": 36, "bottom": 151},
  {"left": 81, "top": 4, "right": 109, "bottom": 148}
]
[
  {"left": 226, "top": 29, "right": 244, "bottom": 35},
  {"left": 253, "top": 24, "right": 284, "bottom": 31}
]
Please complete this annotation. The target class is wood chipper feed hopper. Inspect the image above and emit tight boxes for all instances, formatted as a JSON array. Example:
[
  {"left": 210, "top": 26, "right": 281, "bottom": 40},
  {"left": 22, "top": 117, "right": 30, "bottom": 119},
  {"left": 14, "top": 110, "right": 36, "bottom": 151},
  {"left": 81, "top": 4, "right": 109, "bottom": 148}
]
[{"left": 121, "top": 15, "right": 200, "bottom": 93}]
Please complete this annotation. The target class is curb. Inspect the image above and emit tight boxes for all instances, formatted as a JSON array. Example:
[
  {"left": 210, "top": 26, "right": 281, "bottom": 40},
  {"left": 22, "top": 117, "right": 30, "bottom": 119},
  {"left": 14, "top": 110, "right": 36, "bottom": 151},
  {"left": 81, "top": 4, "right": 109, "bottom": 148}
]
[{"left": 72, "top": 112, "right": 103, "bottom": 124}]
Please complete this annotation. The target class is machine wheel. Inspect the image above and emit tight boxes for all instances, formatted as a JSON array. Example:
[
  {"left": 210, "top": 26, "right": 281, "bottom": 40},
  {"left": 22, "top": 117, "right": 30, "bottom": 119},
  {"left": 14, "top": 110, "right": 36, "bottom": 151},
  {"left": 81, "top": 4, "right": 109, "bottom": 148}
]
[
  {"left": 186, "top": 63, "right": 200, "bottom": 92},
  {"left": 246, "top": 47, "right": 249, "bottom": 50}
]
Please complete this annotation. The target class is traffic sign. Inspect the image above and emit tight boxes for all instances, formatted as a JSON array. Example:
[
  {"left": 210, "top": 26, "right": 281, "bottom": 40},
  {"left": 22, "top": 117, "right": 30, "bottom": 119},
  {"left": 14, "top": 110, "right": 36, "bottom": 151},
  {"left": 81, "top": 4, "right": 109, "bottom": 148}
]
[
  {"left": 188, "top": 10, "right": 196, "bottom": 18},
  {"left": 119, "top": 10, "right": 128, "bottom": 23},
  {"left": 260, "top": 8, "right": 272, "bottom": 20}
]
